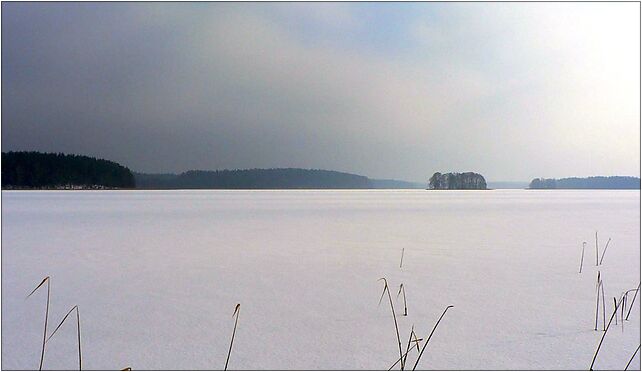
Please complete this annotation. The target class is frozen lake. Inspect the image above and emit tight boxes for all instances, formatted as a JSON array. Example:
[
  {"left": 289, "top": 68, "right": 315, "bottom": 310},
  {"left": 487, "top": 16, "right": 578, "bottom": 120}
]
[{"left": 2, "top": 190, "right": 640, "bottom": 370}]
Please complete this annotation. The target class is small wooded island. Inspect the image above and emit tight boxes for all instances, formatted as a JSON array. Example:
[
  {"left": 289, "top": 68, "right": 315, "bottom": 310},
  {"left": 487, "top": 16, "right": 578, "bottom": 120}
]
[{"left": 428, "top": 172, "right": 487, "bottom": 190}]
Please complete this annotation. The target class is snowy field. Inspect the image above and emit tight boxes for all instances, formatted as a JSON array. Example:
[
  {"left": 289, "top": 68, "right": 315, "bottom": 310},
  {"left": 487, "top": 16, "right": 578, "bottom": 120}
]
[{"left": 1, "top": 189, "right": 640, "bottom": 370}]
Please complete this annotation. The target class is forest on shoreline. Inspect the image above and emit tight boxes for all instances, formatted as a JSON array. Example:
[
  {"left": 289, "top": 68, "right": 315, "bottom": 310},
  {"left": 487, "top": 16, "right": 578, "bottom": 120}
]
[
  {"left": 2, "top": 151, "right": 639, "bottom": 190},
  {"left": 529, "top": 176, "right": 640, "bottom": 189},
  {"left": 1, "top": 152, "right": 421, "bottom": 189},
  {"left": 2, "top": 152, "right": 135, "bottom": 189}
]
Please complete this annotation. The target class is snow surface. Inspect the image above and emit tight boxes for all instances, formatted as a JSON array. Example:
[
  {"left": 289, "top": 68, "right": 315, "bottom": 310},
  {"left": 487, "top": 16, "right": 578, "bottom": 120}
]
[{"left": 1, "top": 189, "right": 640, "bottom": 370}]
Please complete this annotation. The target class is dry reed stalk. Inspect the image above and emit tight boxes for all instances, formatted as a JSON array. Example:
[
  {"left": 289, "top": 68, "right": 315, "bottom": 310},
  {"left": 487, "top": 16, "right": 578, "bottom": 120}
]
[
  {"left": 46, "top": 305, "right": 81, "bottom": 370},
  {"left": 626, "top": 283, "right": 640, "bottom": 321},
  {"left": 224, "top": 304, "right": 241, "bottom": 371},
  {"left": 402, "top": 325, "right": 415, "bottom": 369},
  {"left": 614, "top": 297, "right": 618, "bottom": 325},
  {"left": 621, "top": 293, "right": 626, "bottom": 332},
  {"left": 590, "top": 296, "right": 624, "bottom": 370},
  {"left": 399, "top": 326, "right": 424, "bottom": 369},
  {"left": 579, "top": 242, "right": 586, "bottom": 273},
  {"left": 595, "top": 272, "right": 601, "bottom": 331},
  {"left": 624, "top": 344, "right": 641, "bottom": 370},
  {"left": 623, "top": 288, "right": 638, "bottom": 312},
  {"left": 410, "top": 330, "right": 422, "bottom": 352},
  {"left": 412, "top": 305, "right": 454, "bottom": 371},
  {"left": 600, "top": 280, "right": 606, "bottom": 330},
  {"left": 599, "top": 238, "right": 611, "bottom": 265},
  {"left": 595, "top": 272, "right": 606, "bottom": 331},
  {"left": 27, "top": 276, "right": 50, "bottom": 371},
  {"left": 379, "top": 278, "right": 405, "bottom": 370},
  {"left": 388, "top": 346, "right": 419, "bottom": 371},
  {"left": 397, "top": 284, "right": 408, "bottom": 317}
]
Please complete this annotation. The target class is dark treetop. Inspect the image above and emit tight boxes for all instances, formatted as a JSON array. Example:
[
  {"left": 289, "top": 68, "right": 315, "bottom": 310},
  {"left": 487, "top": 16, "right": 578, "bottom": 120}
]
[{"left": 2, "top": 151, "right": 135, "bottom": 189}]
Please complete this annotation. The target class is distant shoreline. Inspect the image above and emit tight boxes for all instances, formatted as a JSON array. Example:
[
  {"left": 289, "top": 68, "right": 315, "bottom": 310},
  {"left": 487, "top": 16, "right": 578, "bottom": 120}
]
[
  {"left": 3, "top": 187, "right": 640, "bottom": 191},
  {"left": 528, "top": 176, "right": 640, "bottom": 190},
  {"left": 3, "top": 151, "right": 640, "bottom": 191}
]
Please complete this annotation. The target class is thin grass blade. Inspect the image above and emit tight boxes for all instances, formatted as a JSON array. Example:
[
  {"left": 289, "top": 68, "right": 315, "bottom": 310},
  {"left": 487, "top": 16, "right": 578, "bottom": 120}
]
[
  {"left": 46, "top": 306, "right": 77, "bottom": 343},
  {"left": 77, "top": 307, "right": 82, "bottom": 371},
  {"left": 224, "top": 303, "right": 241, "bottom": 371},
  {"left": 402, "top": 325, "right": 415, "bottom": 369},
  {"left": 599, "top": 238, "right": 611, "bottom": 265},
  {"left": 26, "top": 276, "right": 50, "bottom": 299},
  {"left": 625, "top": 344, "right": 641, "bottom": 370},
  {"left": 412, "top": 305, "right": 454, "bottom": 371},
  {"left": 626, "top": 283, "right": 640, "bottom": 321},
  {"left": 579, "top": 243, "right": 585, "bottom": 273},
  {"left": 590, "top": 296, "right": 624, "bottom": 370},
  {"left": 378, "top": 278, "right": 388, "bottom": 306},
  {"left": 379, "top": 278, "right": 404, "bottom": 370},
  {"left": 596, "top": 274, "right": 605, "bottom": 329},
  {"left": 26, "top": 277, "right": 50, "bottom": 371}
]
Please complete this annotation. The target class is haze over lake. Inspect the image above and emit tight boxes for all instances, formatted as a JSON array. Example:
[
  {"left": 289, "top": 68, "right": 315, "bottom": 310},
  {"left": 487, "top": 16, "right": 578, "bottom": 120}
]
[
  {"left": 2, "top": 2, "right": 639, "bottom": 181},
  {"left": 2, "top": 189, "right": 639, "bottom": 370}
]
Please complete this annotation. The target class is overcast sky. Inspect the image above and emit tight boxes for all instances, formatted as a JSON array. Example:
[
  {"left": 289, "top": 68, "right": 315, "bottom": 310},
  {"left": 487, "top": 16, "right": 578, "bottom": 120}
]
[{"left": 2, "top": 2, "right": 639, "bottom": 181}]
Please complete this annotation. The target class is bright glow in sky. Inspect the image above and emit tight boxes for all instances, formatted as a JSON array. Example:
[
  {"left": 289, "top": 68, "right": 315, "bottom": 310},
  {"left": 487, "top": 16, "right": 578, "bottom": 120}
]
[{"left": 2, "top": 2, "right": 639, "bottom": 181}]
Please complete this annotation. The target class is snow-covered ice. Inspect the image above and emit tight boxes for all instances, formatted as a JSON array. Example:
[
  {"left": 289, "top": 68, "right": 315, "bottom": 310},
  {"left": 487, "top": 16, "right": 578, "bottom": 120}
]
[{"left": 1, "top": 189, "right": 640, "bottom": 370}]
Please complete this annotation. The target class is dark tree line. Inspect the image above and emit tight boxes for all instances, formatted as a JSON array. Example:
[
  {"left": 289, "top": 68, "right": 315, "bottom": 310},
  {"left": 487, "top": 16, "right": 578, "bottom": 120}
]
[
  {"left": 529, "top": 176, "right": 640, "bottom": 189},
  {"left": 135, "top": 168, "right": 372, "bottom": 189},
  {"left": 2, "top": 151, "right": 135, "bottom": 188}
]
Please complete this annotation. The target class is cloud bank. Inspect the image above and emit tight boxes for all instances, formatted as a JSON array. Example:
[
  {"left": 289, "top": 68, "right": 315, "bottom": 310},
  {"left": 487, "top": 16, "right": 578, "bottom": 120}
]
[{"left": 2, "top": 3, "right": 639, "bottom": 181}]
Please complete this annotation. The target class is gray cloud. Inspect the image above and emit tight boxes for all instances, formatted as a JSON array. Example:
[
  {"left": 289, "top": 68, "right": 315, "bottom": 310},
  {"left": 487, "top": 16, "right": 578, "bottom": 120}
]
[{"left": 2, "top": 3, "right": 639, "bottom": 181}]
